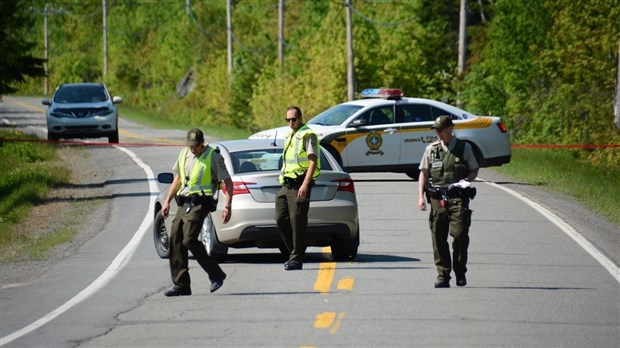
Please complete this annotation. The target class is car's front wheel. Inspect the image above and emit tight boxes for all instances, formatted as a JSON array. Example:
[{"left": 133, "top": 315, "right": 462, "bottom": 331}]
[
  {"left": 108, "top": 130, "right": 119, "bottom": 143},
  {"left": 153, "top": 210, "right": 170, "bottom": 258}
]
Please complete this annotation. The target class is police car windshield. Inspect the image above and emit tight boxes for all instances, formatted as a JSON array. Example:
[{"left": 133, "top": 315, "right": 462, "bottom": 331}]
[{"left": 308, "top": 104, "right": 363, "bottom": 126}]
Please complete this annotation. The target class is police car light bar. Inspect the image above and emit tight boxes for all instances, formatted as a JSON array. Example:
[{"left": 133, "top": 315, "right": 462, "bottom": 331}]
[{"left": 360, "top": 88, "right": 403, "bottom": 100}]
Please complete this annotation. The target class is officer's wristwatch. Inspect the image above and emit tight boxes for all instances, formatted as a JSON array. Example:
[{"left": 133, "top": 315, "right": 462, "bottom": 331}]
[{"left": 224, "top": 205, "right": 232, "bottom": 210}]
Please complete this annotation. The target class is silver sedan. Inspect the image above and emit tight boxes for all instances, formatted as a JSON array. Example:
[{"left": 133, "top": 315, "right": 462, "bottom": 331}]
[{"left": 153, "top": 138, "right": 360, "bottom": 262}]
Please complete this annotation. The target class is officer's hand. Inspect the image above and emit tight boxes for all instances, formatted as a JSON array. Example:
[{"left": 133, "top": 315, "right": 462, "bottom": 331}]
[
  {"left": 297, "top": 184, "right": 308, "bottom": 202},
  {"left": 221, "top": 208, "right": 231, "bottom": 224},
  {"left": 162, "top": 201, "right": 170, "bottom": 219},
  {"left": 418, "top": 197, "right": 427, "bottom": 211}
]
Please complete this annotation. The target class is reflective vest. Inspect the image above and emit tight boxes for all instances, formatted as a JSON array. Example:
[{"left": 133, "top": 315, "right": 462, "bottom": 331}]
[
  {"left": 280, "top": 124, "right": 321, "bottom": 183},
  {"left": 177, "top": 146, "right": 215, "bottom": 196},
  {"left": 430, "top": 139, "right": 468, "bottom": 187}
]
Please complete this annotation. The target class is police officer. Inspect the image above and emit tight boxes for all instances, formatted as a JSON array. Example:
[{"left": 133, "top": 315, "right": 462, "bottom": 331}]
[
  {"left": 418, "top": 116, "right": 479, "bottom": 288},
  {"left": 161, "top": 128, "right": 233, "bottom": 296},
  {"left": 275, "top": 106, "right": 320, "bottom": 270}
]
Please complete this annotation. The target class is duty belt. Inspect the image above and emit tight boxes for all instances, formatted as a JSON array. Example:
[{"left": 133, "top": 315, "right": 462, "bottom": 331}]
[
  {"left": 425, "top": 185, "right": 477, "bottom": 201},
  {"left": 175, "top": 194, "right": 213, "bottom": 206}
]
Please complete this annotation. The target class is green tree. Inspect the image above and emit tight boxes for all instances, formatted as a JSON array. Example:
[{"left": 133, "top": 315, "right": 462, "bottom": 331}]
[{"left": 0, "top": 1, "right": 45, "bottom": 97}]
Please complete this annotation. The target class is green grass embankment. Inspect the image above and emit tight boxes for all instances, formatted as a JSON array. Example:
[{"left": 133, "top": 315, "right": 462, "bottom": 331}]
[{"left": 493, "top": 148, "right": 620, "bottom": 227}]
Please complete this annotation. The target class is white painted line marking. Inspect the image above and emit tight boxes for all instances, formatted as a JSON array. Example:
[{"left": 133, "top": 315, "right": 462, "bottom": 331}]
[
  {"left": 482, "top": 179, "right": 620, "bottom": 284},
  {"left": 1, "top": 146, "right": 157, "bottom": 346}
]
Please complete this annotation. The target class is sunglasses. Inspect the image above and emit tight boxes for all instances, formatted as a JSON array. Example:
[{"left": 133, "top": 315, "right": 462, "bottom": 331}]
[{"left": 285, "top": 117, "right": 299, "bottom": 123}]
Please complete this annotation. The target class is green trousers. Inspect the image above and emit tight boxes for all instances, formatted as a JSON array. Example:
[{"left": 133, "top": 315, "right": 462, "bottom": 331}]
[
  {"left": 429, "top": 197, "right": 472, "bottom": 281},
  {"left": 275, "top": 184, "right": 312, "bottom": 263},
  {"left": 169, "top": 201, "right": 225, "bottom": 290}
]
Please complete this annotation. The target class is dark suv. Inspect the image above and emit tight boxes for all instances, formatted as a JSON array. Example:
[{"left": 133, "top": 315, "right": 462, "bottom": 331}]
[{"left": 43, "top": 83, "right": 122, "bottom": 143}]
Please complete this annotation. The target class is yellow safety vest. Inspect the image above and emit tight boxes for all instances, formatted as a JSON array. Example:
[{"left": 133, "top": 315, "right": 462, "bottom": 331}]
[
  {"left": 280, "top": 124, "right": 321, "bottom": 183},
  {"left": 177, "top": 146, "right": 215, "bottom": 196}
]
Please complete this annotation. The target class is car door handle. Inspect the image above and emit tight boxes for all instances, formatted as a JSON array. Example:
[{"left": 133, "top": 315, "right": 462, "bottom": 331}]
[{"left": 384, "top": 128, "right": 397, "bottom": 134}]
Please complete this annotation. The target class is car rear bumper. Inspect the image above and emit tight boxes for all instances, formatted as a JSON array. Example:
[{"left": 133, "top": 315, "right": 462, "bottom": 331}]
[{"left": 214, "top": 200, "right": 359, "bottom": 247}]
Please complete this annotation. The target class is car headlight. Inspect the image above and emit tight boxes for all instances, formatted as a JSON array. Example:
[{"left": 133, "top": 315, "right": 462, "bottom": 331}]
[{"left": 49, "top": 110, "right": 74, "bottom": 118}]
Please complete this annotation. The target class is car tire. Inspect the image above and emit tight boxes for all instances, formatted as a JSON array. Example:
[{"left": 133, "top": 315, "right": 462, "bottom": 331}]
[
  {"left": 201, "top": 213, "right": 228, "bottom": 262},
  {"left": 153, "top": 210, "right": 170, "bottom": 259},
  {"left": 48, "top": 133, "right": 58, "bottom": 142},
  {"left": 109, "top": 131, "right": 119, "bottom": 143},
  {"left": 331, "top": 229, "right": 359, "bottom": 261},
  {"left": 405, "top": 169, "right": 420, "bottom": 180}
]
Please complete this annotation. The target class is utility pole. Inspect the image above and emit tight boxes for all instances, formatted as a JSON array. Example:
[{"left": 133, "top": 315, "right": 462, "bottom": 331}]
[
  {"left": 278, "top": 0, "right": 284, "bottom": 67},
  {"left": 227, "top": 0, "right": 233, "bottom": 80},
  {"left": 31, "top": 3, "right": 64, "bottom": 95},
  {"left": 345, "top": 0, "right": 356, "bottom": 101},
  {"left": 615, "top": 40, "right": 620, "bottom": 128},
  {"left": 103, "top": 0, "right": 108, "bottom": 78},
  {"left": 456, "top": 0, "right": 467, "bottom": 107}
]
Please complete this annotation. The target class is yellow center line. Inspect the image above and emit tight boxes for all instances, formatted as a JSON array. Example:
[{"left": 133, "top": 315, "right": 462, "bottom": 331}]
[{"left": 313, "top": 247, "right": 336, "bottom": 294}]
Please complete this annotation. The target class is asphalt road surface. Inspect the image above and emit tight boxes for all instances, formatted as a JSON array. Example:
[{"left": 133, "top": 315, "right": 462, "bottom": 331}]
[{"left": 1, "top": 96, "right": 618, "bottom": 347}]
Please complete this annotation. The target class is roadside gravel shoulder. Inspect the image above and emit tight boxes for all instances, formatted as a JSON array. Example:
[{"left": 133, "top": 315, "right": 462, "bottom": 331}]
[
  {"left": 478, "top": 168, "right": 619, "bottom": 268},
  {"left": 1, "top": 146, "right": 112, "bottom": 287}
]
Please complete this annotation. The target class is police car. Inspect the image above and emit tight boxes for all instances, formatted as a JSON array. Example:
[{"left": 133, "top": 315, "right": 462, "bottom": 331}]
[{"left": 250, "top": 88, "right": 511, "bottom": 178}]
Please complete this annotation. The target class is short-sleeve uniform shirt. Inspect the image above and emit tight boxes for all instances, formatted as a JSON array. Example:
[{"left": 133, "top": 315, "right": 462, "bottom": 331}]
[
  {"left": 173, "top": 146, "right": 231, "bottom": 197},
  {"left": 419, "top": 136, "right": 479, "bottom": 172}
]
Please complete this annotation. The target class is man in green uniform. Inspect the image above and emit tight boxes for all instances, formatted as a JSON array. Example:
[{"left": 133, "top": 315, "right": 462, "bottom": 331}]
[
  {"left": 275, "top": 106, "right": 320, "bottom": 270},
  {"left": 161, "top": 128, "right": 233, "bottom": 296},
  {"left": 418, "top": 116, "right": 479, "bottom": 288}
]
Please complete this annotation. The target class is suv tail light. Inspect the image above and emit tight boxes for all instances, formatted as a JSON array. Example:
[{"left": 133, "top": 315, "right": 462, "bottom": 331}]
[
  {"left": 497, "top": 121, "right": 508, "bottom": 133},
  {"left": 333, "top": 178, "right": 355, "bottom": 193}
]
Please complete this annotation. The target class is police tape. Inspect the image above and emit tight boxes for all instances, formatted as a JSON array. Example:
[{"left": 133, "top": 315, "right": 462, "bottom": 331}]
[{"left": 512, "top": 144, "right": 620, "bottom": 149}]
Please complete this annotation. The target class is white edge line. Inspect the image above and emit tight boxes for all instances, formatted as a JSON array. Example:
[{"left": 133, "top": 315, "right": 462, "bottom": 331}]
[
  {"left": 1, "top": 146, "right": 157, "bottom": 346},
  {"left": 481, "top": 178, "right": 620, "bottom": 284}
]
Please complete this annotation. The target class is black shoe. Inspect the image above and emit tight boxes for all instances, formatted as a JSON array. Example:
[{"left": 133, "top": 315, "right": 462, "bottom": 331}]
[
  {"left": 284, "top": 260, "right": 302, "bottom": 271},
  {"left": 456, "top": 274, "right": 467, "bottom": 287},
  {"left": 164, "top": 287, "right": 192, "bottom": 297},
  {"left": 210, "top": 273, "right": 226, "bottom": 293},
  {"left": 434, "top": 279, "right": 450, "bottom": 288}
]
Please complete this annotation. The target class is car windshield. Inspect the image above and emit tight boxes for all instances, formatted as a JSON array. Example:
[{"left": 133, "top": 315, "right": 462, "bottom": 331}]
[
  {"left": 230, "top": 148, "right": 332, "bottom": 174},
  {"left": 53, "top": 85, "right": 108, "bottom": 104},
  {"left": 308, "top": 104, "right": 363, "bottom": 126}
]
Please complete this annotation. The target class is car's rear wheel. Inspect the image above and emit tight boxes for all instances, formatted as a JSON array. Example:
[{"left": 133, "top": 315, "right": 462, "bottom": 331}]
[
  {"left": 201, "top": 213, "right": 228, "bottom": 262},
  {"left": 331, "top": 229, "right": 359, "bottom": 261},
  {"left": 153, "top": 210, "right": 170, "bottom": 258},
  {"left": 48, "top": 133, "right": 59, "bottom": 141}
]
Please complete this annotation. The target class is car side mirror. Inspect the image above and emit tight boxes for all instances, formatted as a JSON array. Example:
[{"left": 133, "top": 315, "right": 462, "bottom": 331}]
[
  {"left": 157, "top": 172, "right": 174, "bottom": 184},
  {"left": 112, "top": 96, "right": 123, "bottom": 104},
  {"left": 350, "top": 119, "right": 367, "bottom": 127},
  {"left": 42, "top": 99, "right": 51, "bottom": 106}
]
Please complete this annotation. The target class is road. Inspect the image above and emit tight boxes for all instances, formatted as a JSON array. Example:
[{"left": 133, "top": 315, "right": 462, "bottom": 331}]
[{"left": 1, "top": 96, "right": 619, "bottom": 347}]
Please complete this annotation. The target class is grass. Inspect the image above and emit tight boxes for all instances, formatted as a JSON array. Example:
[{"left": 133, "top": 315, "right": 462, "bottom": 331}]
[
  {"left": 493, "top": 148, "right": 620, "bottom": 227},
  {"left": 0, "top": 130, "right": 72, "bottom": 262}
]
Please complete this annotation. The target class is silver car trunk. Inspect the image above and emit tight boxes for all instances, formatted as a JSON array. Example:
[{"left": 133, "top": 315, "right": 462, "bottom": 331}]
[{"left": 239, "top": 173, "right": 345, "bottom": 203}]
